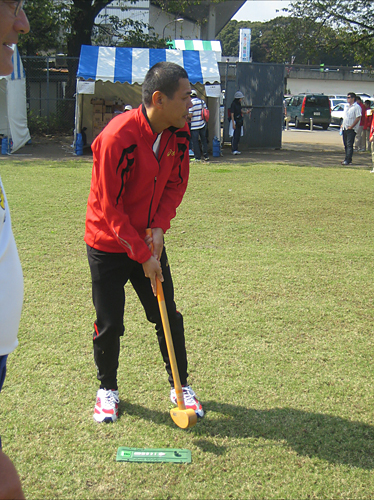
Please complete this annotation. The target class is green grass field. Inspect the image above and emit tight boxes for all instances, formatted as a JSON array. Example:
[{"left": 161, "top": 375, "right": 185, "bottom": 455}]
[{"left": 0, "top": 157, "right": 373, "bottom": 499}]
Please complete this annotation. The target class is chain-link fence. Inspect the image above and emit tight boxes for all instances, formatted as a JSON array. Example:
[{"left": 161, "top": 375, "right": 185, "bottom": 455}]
[{"left": 22, "top": 55, "right": 79, "bottom": 135}]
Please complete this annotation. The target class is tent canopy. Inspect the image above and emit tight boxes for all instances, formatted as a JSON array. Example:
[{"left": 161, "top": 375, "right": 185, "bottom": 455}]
[
  {"left": 0, "top": 45, "right": 30, "bottom": 153},
  {"left": 77, "top": 45, "right": 221, "bottom": 85},
  {"left": 170, "top": 40, "right": 222, "bottom": 61}
]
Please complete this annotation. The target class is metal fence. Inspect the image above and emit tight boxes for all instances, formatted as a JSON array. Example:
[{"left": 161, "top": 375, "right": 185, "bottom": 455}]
[{"left": 22, "top": 55, "right": 79, "bottom": 134}]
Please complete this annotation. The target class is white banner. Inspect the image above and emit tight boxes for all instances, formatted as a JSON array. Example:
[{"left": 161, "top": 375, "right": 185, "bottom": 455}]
[
  {"left": 205, "top": 84, "right": 221, "bottom": 98},
  {"left": 77, "top": 80, "right": 95, "bottom": 94},
  {"left": 239, "top": 28, "right": 251, "bottom": 63}
]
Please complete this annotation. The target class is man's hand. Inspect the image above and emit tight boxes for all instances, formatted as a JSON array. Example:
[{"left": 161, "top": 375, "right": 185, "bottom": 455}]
[
  {"left": 142, "top": 256, "right": 163, "bottom": 296},
  {"left": 144, "top": 228, "right": 164, "bottom": 261}
]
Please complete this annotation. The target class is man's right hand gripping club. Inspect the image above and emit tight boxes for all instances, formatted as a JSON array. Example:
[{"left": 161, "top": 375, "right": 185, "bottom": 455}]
[{"left": 143, "top": 227, "right": 164, "bottom": 295}]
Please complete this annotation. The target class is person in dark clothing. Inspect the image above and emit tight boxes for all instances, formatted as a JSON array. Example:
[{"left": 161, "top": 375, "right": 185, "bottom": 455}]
[{"left": 230, "top": 91, "right": 251, "bottom": 155}]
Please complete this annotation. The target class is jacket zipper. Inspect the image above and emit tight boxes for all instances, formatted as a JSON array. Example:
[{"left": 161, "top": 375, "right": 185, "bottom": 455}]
[{"left": 147, "top": 176, "right": 157, "bottom": 228}]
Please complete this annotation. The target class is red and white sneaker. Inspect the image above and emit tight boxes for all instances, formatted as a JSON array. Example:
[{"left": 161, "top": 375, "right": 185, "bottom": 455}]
[
  {"left": 170, "top": 385, "right": 204, "bottom": 418},
  {"left": 93, "top": 389, "right": 119, "bottom": 423}
]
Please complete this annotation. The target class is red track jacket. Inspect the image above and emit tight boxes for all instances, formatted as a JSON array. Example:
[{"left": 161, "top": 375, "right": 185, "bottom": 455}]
[{"left": 84, "top": 104, "right": 190, "bottom": 264}]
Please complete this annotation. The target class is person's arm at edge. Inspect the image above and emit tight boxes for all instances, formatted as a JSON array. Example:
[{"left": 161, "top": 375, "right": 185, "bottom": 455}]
[{"left": 0, "top": 450, "right": 25, "bottom": 500}]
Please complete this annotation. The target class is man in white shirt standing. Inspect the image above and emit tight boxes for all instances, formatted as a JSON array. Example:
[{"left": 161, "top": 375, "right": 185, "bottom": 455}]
[
  {"left": 0, "top": 1, "right": 29, "bottom": 498},
  {"left": 189, "top": 90, "right": 209, "bottom": 161},
  {"left": 340, "top": 92, "right": 362, "bottom": 165}
]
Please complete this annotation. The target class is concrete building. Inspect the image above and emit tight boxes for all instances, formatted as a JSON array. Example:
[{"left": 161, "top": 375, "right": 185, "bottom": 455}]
[
  {"left": 96, "top": 0, "right": 246, "bottom": 42},
  {"left": 286, "top": 65, "right": 374, "bottom": 97}
]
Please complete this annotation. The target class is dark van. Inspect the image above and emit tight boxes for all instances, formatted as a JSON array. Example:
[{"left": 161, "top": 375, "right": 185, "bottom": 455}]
[{"left": 286, "top": 94, "right": 331, "bottom": 129}]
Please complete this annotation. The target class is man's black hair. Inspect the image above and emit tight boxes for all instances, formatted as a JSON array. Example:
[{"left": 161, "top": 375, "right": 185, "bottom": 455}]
[
  {"left": 142, "top": 61, "right": 189, "bottom": 106},
  {"left": 347, "top": 92, "right": 357, "bottom": 99}
]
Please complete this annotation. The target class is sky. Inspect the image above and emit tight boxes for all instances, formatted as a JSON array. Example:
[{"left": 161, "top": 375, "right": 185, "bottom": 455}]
[{"left": 233, "top": 1, "right": 291, "bottom": 22}]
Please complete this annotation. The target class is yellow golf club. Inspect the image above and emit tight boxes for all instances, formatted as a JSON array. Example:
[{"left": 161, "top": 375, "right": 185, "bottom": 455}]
[{"left": 146, "top": 229, "right": 197, "bottom": 429}]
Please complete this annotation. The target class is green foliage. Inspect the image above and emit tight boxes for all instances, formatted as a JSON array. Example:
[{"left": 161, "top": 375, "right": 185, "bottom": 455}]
[
  {"left": 269, "top": 17, "right": 355, "bottom": 65},
  {"left": 218, "top": 1, "right": 374, "bottom": 66},
  {"left": 27, "top": 108, "right": 74, "bottom": 135},
  {"left": 92, "top": 16, "right": 168, "bottom": 48},
  {"left": 18, "top": 0, "right": 61, "bottom": 56},
  {"left": 283, "top": 0, "right": 374, "bottom": 66}
]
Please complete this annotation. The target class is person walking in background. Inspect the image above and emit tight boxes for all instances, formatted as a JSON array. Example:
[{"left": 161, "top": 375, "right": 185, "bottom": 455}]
[
  {"left": 189, "top": 89, "right": 209, "bottom": 162},
  {"left": 190, "top": 90, "right": 209, "bottom": 161},
  {"left": 0, "top": 1, "right": 29, "bottom": 498},
  {"left": 340, "top": 92, "right": 362, "bottom": 165},
  {"left": 354, "top": 95, "right": 366, "bottom": 152},
  {"left": 230, "top": 91, "right": 251, "bottom": 155}
]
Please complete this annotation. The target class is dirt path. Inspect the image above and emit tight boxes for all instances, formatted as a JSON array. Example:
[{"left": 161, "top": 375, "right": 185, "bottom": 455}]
[{"left": 1, "top": 128, "right": 372, "bottom": 170}]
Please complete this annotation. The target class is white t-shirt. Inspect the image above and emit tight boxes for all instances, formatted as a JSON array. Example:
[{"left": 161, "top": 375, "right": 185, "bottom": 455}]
[
  {"left": 0, "top": 176, "right": 23, "bottom": 356},
  {"left": 342, "top": 102, "right": 362, "bottom": 132},
  {"left": 189, "top": 98, "right": 207, "bottom": 130}
]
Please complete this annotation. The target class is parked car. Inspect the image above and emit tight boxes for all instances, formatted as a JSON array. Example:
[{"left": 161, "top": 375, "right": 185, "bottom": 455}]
[
  {"left": 356, "top": 92, "right": 371, "bottom": 99},
  {"left": 329, "top": 94, "right": 346, "bottom": 100},
  {"left": 329, "top": 98, "right": 346, "bottom": 109},
  {"left": 330, "top": 103, "right": 347, "bottom": 126},
  {"left": 286, "top": 93, "right": 331, "bottom": 129}
]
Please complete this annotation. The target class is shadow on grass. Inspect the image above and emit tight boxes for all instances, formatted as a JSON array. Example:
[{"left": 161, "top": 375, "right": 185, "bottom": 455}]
[{"left": 120, "top": 400, "right": 374, "bottom": 469}]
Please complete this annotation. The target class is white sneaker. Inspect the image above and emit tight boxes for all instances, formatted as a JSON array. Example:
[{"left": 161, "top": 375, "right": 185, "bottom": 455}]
[
  {"left": 93, "top": 389, "right": 119, "bottom": 423},
  {"left": 232, "top": 150, "right": 241, "bottom": 155},
  {"left": 170, "top": 385, "right": 204, "bottom": 418}
]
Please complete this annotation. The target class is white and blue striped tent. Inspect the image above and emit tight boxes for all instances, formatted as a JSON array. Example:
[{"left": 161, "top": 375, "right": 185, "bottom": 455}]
[
  {"left": 0, "top": 45, "right": 30, "bottom": 153},
  {"left": 75, "top": 45, "right": 221, "bottom": 144},
  {"left": 77, "top": 45, "right": 221, "bottom": 85}
]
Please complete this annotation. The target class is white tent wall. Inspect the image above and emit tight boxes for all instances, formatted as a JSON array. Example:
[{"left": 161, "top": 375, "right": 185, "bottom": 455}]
[
  {"left": 6, "top": 78, "right": 31, "bottom": 152},
  {"left": 0, "top": 46, "right": 30, "bottom": 153},
  {"left": 0, "top": 79, "right": 9, "bottom": 137}
]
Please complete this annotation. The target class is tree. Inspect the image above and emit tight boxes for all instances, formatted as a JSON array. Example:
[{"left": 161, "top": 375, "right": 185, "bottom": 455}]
[
  {"left": 283, "top": 0, "right": 374, "bottom": 66},
  {"left": 269, "top": 16, "right": 355, "bottom": 65},
  {"left": 217, "top": 13, "right": 367, "bottom": 66},
  {"left": 17, "top": 0, "right": 60, "bottom": 56}
]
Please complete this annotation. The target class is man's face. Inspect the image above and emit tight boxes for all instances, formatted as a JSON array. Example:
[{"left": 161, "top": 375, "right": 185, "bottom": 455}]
[
  {"left": 0, "top": 0, "right": 29, "bottom": 76},
  {"left": 162, "top": 78, "right": 192, "bottom": 129},
  {"left": 347, "top": 95, "right": 354, "bottom": 105}
]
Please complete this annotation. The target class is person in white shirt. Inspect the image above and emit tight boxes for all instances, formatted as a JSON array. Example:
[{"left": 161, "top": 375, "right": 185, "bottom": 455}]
[
  {"left": 0, "top": 1, "right": 29, "bottom": 498},
  {"left": 340, "top": 92, "right": 362, "bottom": 165},
  {"left": 189, "top": 90, "right": 209, "bottom": 161}
]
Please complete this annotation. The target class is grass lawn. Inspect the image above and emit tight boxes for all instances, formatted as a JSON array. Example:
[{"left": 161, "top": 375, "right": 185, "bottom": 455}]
[{"left": 0, "top": 157, "right": 373, "bottom": 499}]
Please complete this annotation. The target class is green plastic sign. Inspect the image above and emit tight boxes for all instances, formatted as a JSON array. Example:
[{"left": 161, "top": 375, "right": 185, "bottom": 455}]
[{"left": 116, "top": 447, "right": 191, "bottom": 463}]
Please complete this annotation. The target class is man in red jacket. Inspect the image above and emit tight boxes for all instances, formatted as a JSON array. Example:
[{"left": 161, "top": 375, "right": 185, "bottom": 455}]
[{"left": 85, "top": 61, "right": 204, "bottom": 423}]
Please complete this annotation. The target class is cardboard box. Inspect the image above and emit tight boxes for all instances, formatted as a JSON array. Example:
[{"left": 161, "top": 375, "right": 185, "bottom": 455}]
[
  {"left": 92, "top": 104, "right": 104, "bottom": 114},
  {"left": 105, "top": 100, "right": 115, "bottom": 106},
  {"left": 93, "top": 114, "right": 103, "bottom": 127},
  {"left": 103, "top": 113, "right": 113, "bottom": 125},
  {"left": 90, "top": 98, "right": 105, "bottom": 105}
]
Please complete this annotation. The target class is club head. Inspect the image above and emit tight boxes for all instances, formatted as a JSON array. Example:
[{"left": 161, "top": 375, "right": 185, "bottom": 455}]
[{"left": 170, "top": 408, "right": 198, "bottom": 429}]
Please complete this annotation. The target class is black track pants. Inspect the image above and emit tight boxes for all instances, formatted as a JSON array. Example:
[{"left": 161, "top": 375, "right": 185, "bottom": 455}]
[{"left": 87, "top": 245, "right": 188, "bottom": 390}]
